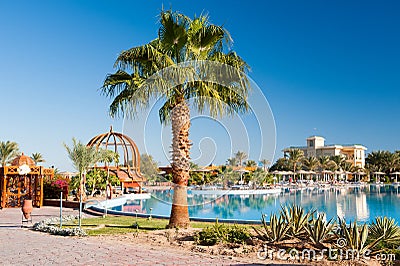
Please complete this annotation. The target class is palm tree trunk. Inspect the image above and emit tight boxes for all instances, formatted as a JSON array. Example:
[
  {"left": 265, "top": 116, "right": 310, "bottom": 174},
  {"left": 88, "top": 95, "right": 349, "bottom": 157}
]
[{"left": 168, "top": 101, "right": 191, "bottom": 228}]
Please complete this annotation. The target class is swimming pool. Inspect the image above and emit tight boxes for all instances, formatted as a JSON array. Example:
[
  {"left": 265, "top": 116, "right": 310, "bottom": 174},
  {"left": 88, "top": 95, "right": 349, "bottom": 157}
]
[{"left": 109, "top": 185, "right": 400, "bottom": 223}]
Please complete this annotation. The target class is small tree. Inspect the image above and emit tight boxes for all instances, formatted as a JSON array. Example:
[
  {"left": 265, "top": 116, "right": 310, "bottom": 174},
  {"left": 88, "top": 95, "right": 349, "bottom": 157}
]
[
  {"left": 64, "top": 138, "right": 105, "bottom": 227},
  {"left": 140, "top": 154, "right": 159, "bottom": 183}
]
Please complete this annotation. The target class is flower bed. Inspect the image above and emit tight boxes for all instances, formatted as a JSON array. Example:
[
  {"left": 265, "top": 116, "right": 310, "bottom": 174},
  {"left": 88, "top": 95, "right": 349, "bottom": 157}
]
[{"left": 33, "top": 215, "right": 87, "bottom": 237}]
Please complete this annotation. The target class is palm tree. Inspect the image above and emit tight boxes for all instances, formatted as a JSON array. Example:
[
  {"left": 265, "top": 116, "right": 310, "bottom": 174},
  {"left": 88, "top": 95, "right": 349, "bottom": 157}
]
[
  {"left": 384, "top": 152, "right": 400, "bottom": 174},
  {"left": 318, "top": 155, "right": 335, "bottom": 181},
  {"left": 318, "top": 156, "right": 333, "bottom": 171},
  {"left": 260, "top": 159, "right": 270, "bottom": 172},
  {"left": 269, "top": 157, "right": 290, "bottom": 172},
  {"left": 303, "top": 156, "right": 319, "bottom": 171},
  {"left": 286, "top": 149, "right": 304, "bottom": 181},
  {"left": 302, "top": 156, "right": 319, "bottom": 181},
  {"left": 64, "top": 138, "right": 105, "bottom": 226},
  {"left": 0, "top": 141, "right": 19, "bottom": 167},
  {"left": 366, "top": 150, "right": 386, "bottom": 173},
  {"left": 101, "top": 10, "right": 250, "bottom": 228},
  {"left": 235, "top": 151, "right": 248, "bottom": 167},
  {"left": 31, "top": 152, "right": 45, "bottom": 165},
  {"left": 226, "top": 157, "right": 238, "bottom": 167},
  {"left": 246, "top": 160, "right": 257, "bottom": 167},
  {"left": 330, "top": 155, "right": 345, "bottom": 171}
]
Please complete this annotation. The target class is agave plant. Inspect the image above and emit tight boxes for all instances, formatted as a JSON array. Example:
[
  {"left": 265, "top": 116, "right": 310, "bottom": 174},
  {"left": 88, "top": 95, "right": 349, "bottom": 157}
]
[
  {"left": 337, "top": 219, "right": 382, "bottom": 254},
  {"left": 369, "top": 217, "right": 400, "bottom": 248},
  {"left": 254, "top": 213, "right": 290, "bottom": 243},
  {"left": 305, "top": 213, "right": 336, "bottom": 248},
  {"left": 281, "top": 205, "right": 314, "bottom": 239}
]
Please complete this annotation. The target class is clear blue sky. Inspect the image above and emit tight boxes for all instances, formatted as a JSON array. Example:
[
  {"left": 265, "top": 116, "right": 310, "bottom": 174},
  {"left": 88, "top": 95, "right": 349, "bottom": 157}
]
[{"left": 1, "top": 0, "right": 399, "bottom": 171}]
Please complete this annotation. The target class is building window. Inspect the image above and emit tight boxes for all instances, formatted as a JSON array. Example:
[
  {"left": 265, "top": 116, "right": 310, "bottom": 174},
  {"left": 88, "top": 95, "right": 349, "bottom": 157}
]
[{"left": 309, "top": 140, "right": 314, "bottom": 147}]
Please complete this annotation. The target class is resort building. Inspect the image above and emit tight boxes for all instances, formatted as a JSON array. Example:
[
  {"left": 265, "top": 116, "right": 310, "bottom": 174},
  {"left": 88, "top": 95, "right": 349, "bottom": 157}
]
[{"left": 283, "top": 136, "right": 367, "bottom": 168}]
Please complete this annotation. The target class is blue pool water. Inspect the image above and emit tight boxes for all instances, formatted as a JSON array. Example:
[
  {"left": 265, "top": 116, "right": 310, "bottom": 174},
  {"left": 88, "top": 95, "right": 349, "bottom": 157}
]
[{"left": 110, "top": 185, "right": 400, "bottom": 223}]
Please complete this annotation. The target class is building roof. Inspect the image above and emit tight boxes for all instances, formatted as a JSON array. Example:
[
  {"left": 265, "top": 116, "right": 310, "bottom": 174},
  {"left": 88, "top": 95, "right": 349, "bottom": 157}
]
[{"left": 307, "top": 135, "right": 325, "bottom": 140}]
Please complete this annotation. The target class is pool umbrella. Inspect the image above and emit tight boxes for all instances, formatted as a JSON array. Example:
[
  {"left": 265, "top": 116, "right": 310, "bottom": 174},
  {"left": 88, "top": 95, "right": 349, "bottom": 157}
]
[
  {"left": 353, "top": 171, "right": 365, "bottom": 182},
  {"left": 372, "top": 171, "right": 385, "bottom": 183},
  {"left": 334, "top": 171, "right": 344, "bottom": 181},
  {"left": 321, "top": 170, "right": 332, "bottom": 182},
  {"left": 296, "top": 170, "right": 308, "bottom": 180}
]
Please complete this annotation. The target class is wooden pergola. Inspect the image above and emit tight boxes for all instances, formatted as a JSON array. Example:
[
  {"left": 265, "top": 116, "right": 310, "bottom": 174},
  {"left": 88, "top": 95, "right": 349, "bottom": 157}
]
[
  {"left": 87, "top": 127, "right": 146, "bottom": 192},
  {"left": 0, "top": 153, "right": 54, "bottom": 208}
]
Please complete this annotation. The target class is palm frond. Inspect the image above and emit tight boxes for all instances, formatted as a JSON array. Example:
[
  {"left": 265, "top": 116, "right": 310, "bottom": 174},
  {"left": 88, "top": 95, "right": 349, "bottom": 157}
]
[
  {"left": 158, "top": 10, "right": 190, "bottom": 59},
  {"left": 116, "top": 41, "right": 174, "bottom": 72}
]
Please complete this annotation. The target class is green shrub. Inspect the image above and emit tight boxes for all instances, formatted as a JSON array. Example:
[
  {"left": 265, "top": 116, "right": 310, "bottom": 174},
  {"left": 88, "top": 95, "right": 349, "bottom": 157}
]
[
  {"left": 337, "top": 219, "right": 381, "bottom": 254},
  {"left": 254, "top": 213, "right": 290, "bottom": 243},
  {"left": 369, "top": 216, "right": 400, "bottom": 249},
  {"left": 305, "top": 213, "right": 336, "bottom": 247},
  {"left": 281, "top": 205, "right": 314, "bottom": 238},
  {"left": 195, "top": 220, "right": 250, "bottom": 246}
]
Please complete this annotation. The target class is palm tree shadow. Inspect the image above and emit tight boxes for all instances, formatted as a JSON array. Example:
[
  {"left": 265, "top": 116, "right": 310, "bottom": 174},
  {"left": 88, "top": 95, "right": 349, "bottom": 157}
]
[{"left": 103, "top": 224, "right": 163, "bottom": 231}]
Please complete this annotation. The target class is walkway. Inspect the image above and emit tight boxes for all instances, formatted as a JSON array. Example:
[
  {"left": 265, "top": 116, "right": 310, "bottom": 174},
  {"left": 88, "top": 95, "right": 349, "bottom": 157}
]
[{"left": 0, "top": 207, "right": 272, "bottom": 265}]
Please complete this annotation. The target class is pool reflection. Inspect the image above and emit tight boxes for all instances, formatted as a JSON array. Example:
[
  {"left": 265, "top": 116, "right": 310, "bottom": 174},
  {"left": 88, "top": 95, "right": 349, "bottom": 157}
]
[{"left": 110, "top": 185, "right": 400, "bottom": 222}]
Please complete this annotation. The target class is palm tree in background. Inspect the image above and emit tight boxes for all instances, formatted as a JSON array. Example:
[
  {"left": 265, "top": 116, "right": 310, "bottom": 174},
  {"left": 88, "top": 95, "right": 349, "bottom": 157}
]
[
  {"left": 64, "top": 138, "right": 106, "bottom": 227},
  {"left": 303, "top": 156, "right": 319, "bottom": 172},
  {"left": 365, "top": 150, "right": 387, "bottom": 173},
  {"left": 366, "top": 150, "right": 400, "bottom": 174},
  {"left": 246, "top": 160, "right": 257, "bottom": 167},
  {"left": 330, "top": 155, "right": 346, "bottom": 171},
  {"left": 101, "top": 10, "right": 250, "bottom": 228},
  {"left": 235, "top": 151, "right": 248, "bottom": 167},
  {"left": 31, "top": 152, "right": 45, "bottom": 165},
  {"left": 384, "top": 152, "right": 400, "bottom": 174},
  {"left": 318, "top": 156, "right": 334, "bottom": 171},
  {"left": 269, "top": 157, "right": 290, "bottom": 172},
  {"left": 260, "top": 159, "right": 270, "bottom": 172},
  {"left": 286, "top": 149, "right": 304, "bottom": 181},
  {"left": 226, "top": 157, "right": 238, "bottom": 167},
  {"left": 342, "top": 161, "right": 355, "bottom": 181},
  {"left": 0, "top": 141, "right": 19, "bottom": 167}
]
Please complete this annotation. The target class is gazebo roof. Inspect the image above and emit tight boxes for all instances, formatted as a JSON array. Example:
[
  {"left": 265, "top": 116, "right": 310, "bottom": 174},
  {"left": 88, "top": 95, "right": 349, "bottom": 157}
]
[
  {"left": 87, "top": 126, "right": 144, "bottom": 181},
  {"left": 11, "top": 153, "right": 35, "bottom": 167}
]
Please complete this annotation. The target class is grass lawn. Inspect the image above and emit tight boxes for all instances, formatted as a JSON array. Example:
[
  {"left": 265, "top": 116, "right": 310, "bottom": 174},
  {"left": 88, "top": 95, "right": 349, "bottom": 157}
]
[{"left": 62, "top": 216, "right": 220, "bottom": 236}]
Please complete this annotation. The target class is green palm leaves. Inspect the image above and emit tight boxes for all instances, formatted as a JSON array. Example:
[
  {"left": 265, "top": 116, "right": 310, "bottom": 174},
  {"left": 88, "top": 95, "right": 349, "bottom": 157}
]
[
  {"left": 31, "top": 152, "right": 45, "bottom": 165},
  {"left": 101, "top": 10, "right": 250, "bottom": 124},
  {"left": 366, "top": 150, "right": 400, "bottom": 173},
  {"left": 255, "top": 204, "right": 400, "bottom": 260},
  {"left": 258, "top": 213, "right": 291, "bottom": 243},
  {"left": 337, "top": 219, "right": 382, "bottom": 254},
  {"left": 255, "top": 205, "right": 315, "bottom": 243},
  {"left": 0, "top": 141, "right": 19, "bottom": 167},
  {"left": 281, "top": 205, "right": 314, "bottom": 238},
  {"left": 63, "top": 138, "right": 101, "bottom": 175},
  {"left": 369, "top": 217, "right": 400, "bottom": 248},
  {"left": 286, "top": 149, "right": 304, "bottom": 180},
  {"left": 305, "top": 214, "right": 336, "bottom": 247}
]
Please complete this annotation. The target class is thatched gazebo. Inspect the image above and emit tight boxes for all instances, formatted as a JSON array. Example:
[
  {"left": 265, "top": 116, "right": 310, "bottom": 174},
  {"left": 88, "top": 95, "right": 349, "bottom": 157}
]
[
  {"left": 0, "top": 153, "right": 54, "bottom": 208},
  {"left": 87, "top": 127, "right": 146, "bottom": 192}
]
